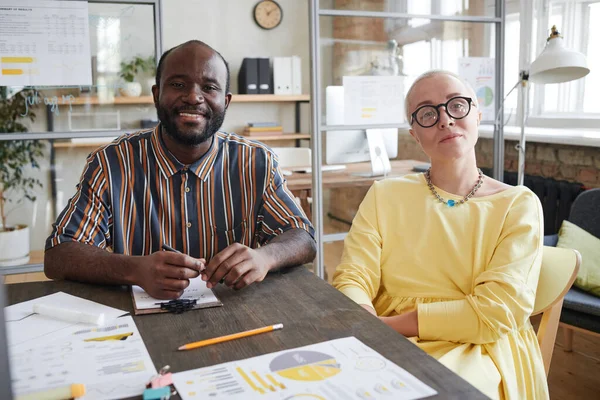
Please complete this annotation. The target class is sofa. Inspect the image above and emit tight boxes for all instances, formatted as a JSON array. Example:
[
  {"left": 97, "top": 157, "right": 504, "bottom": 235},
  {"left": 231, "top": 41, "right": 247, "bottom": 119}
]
[{"left": 543, "top": 188, "right": 600, "bottom": 349}]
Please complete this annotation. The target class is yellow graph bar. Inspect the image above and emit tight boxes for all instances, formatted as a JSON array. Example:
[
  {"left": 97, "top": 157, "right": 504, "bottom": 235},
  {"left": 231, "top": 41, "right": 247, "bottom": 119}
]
[
  {"left": 84, "top": 332, "right": 134, "bottom": 342},
  {"left": 236, "top": 367, "right": 265, "bottom": 394},
  {"left": 251, "top": 371, "right": 275, "bottom": 392},
  {"left": 1, "top": 57, "right": 34, "bottom": 63},
  {"left": 2, "top": 69, "right": 23, "bottom": 75},
  {"left": 266, "top": 374, "right": 286, "bottom": 389}
]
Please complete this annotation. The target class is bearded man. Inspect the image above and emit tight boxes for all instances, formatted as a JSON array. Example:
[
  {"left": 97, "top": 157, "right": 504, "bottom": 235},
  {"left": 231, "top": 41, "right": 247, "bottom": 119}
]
[{"left": 45, "top": 40, "right": 315, "bottom": 299}]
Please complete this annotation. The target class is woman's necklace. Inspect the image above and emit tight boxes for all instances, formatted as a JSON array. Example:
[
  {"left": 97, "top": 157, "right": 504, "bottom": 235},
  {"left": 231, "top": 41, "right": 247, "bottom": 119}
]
[{"left": 425, "top": 168, "right": 484, "bottom": 207}]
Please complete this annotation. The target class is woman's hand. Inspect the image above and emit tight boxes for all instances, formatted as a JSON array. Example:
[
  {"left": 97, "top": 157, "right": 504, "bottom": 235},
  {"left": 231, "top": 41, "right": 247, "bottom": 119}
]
[
  {"left": 379, "top": 311, "right": 419, "bottom": 338},
  {"left": 360, "top": 304, "right": 419, "bottom": 338}
]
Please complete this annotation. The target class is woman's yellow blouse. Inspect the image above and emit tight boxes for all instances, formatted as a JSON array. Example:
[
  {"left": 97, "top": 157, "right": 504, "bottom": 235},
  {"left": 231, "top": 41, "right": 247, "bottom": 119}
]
[{"left": 333, "top": 173, "right": 547, "bottom": 399}]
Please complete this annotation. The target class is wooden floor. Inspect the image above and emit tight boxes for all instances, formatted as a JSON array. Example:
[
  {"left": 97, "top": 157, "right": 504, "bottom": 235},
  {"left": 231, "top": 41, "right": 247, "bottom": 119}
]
[
  {"left": 548, "top": 326, "right": 600, "bottom": 399},
  {"left": 5, "top": 243, "right": 600, "bottom": 399}
]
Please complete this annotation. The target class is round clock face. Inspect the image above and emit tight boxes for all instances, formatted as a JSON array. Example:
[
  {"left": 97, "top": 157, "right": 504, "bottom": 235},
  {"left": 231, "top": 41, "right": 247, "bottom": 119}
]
[{"left": 254, "top": 0, "right": 283, "bottom": 30}]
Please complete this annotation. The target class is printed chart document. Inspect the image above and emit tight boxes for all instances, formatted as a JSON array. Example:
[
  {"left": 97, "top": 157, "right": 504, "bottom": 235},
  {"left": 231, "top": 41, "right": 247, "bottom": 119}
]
[
  {"left": 458, "top": 57, "right": 496, "bottom": 121},
  {"left": 9, "top": 315, "right": 157, "bottom": 400},
  {"left": 343, "top": 75, "right": 405, "bottom": 125},
  {"left": 172, "top": 336, "right": 437, "bottom": 400},
  {"left": 131, "top": 277, "right": 222, "bottom": 314},
  {"left": 5, "top": 292, "right": 128, "bottom": 352},
  {"left": 0, "top": 0, "right": 92, "bottom": 86}
]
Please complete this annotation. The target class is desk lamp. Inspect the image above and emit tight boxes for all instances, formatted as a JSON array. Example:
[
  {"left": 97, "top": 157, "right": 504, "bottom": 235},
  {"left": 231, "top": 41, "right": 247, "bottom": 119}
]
[{"left": 515, "top": 25, "right": 589, "bottom": 185}]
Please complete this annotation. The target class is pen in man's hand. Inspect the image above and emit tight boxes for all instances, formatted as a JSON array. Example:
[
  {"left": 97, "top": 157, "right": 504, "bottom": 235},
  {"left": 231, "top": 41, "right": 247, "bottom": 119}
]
[
  {"left": 161, "top": 244, "right": 220, "bottom": 282},
  {"left": 161, "top": 243, "right": 181, "bottom": 253}
]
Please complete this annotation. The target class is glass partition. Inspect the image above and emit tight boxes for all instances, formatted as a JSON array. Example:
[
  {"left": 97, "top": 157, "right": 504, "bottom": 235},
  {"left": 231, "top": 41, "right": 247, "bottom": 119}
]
[
  {"left": 318, "top": 15, "right": 496, "bottom": 237},
  {"left": 0, "top": 1, "right": 161, "bottom": 271},
  {"left": 319, "top": 0, "right": 497, "bottom": 17},
  {"left": 310, "top": 1, "right": 504, "bottom": 279}
]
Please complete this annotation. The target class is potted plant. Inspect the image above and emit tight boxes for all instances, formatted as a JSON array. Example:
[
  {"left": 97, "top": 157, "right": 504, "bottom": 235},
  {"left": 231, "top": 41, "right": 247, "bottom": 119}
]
[
  {"left": 119, "top": 55, "right": 156, "bottom": 97},
  {"left": 0, "top": 87, "right": 44, "bottom": 267}
]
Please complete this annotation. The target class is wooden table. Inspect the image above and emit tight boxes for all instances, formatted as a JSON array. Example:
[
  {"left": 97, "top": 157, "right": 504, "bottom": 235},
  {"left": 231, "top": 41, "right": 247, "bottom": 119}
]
[{"left": 6, "top": 266, "right": 484, "bottom": 399}]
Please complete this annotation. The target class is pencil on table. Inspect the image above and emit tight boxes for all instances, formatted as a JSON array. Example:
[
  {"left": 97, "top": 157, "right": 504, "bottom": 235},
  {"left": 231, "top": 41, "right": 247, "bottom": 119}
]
[{"left": 178, "top": 323, "right": 283, "bottom": 351}]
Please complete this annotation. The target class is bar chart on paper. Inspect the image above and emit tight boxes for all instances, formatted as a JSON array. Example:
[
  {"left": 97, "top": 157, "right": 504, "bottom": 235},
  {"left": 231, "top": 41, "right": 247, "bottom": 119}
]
[
  {"left": 0, "top": 0, "right": 92, "bottom": 86},
  {"left": 172, "top": 337, "right": 437, "bottom": 400}
]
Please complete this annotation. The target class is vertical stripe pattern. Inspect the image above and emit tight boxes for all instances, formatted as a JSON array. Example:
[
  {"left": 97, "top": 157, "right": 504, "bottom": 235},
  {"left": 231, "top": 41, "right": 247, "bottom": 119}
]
[{"left": 46, "top": 125, "right": 314, "bottom": 259}]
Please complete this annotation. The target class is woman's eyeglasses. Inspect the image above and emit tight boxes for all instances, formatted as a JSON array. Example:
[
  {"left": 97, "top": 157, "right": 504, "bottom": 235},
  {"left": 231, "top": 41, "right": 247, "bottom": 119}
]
[{"left": 410, "top": 96, "right": 476, "bottom": 128}]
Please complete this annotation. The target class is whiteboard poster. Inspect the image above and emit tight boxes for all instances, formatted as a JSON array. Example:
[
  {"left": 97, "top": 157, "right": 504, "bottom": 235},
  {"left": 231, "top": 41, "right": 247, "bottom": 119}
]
[
  {"left": 458, "top": 57, "right": 495, "bottom": 121},
  {"left": 0, "top": 0, "right": 92, "bottom": 86},
  {"left": 343, "top": 75, "right": 405, "bottom": 125}
]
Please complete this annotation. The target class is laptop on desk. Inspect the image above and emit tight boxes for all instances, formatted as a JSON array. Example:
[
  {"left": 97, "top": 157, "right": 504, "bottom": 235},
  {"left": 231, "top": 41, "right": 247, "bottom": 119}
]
[{"left": 0, "top": 283, "right": 14, "bottom": 399}]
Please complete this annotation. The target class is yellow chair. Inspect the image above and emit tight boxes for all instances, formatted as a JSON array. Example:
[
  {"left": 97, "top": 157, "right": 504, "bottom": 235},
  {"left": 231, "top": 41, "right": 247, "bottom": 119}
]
[{"left": 532, "top": 246, "right": 581, "bottom": 376}]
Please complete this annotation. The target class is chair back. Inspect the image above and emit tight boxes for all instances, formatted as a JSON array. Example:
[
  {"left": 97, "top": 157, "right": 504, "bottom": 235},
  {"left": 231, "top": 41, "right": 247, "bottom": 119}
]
[
  {"left": 532, "top": 246, "right": 581, "bottom": 376},
  {"left": 271, "top": 147, "right": 311, "bottom": 169},
  {"left": 568, "top": 188, "right": 600, "bottom": 239}
]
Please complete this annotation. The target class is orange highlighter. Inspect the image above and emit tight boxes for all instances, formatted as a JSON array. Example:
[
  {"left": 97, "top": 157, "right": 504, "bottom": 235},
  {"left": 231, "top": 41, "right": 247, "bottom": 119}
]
[{"left": 178, "top": 323, "right": 283, "bottom": 351}]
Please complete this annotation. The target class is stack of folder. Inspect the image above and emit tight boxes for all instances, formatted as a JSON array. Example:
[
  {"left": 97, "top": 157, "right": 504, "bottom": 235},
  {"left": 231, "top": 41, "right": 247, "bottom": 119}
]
[
  {"left": 243, "top": 122, "right": 284, "bottom": 137},
  {"left": 238, "top": 56, "right": 302, "bottom": 95}
]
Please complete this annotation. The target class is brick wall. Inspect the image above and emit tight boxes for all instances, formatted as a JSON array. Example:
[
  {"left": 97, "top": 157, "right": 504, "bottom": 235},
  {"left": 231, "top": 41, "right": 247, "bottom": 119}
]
[{"left": 397, "top": 134, "right": 600, "bottom": 188}]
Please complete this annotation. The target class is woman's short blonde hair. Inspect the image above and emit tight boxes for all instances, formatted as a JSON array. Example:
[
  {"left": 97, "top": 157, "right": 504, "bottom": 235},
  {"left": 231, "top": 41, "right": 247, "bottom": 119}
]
[{"left": 404, "top": 70, "right": 478, "bottom": 123}]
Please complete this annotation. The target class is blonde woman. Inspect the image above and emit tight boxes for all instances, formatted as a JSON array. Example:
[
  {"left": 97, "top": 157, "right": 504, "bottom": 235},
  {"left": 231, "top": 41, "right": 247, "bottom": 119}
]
[{"left": 333, "top": 70, "right": 548, "bottom": 399}]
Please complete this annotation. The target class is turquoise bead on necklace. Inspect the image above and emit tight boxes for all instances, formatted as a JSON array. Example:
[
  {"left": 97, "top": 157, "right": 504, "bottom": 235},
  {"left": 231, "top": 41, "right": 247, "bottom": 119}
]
[{"left": 425, "top": 168, "right": 484, "bottom": 207}]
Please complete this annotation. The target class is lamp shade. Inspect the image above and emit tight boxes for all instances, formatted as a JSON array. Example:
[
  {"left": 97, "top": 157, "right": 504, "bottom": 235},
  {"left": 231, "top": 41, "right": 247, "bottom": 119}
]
[{"left": 529, "top": 26, "right": 590, "bottom": 84}]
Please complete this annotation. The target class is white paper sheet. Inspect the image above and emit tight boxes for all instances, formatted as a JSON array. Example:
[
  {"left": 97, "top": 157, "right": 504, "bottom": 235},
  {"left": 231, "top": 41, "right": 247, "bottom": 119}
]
[
  {"left": 5, "top": 292, "right": 128, "bottom": 352},
  {"left": 458, "top": 57, "right": 496, "bottom": 121},
  {"left": 0, "top": 0, "right": 92, "bottom": 86},
  {"left": 132, "top": 277, "right": 221, "bottom": 310},
  {"left": 343, "top": 76, "right": 405, "bottom": 125},
  {"left": 9, "top": 316, "right": 157, "bottom": 400},
  {"left": 172, "top": 336, "right": 437, "bottom": 400}
]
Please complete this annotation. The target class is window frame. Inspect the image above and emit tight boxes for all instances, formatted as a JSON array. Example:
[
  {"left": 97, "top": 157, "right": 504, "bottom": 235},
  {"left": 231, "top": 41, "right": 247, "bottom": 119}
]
[{"left": 519, "top": 0, "right": 600, "bottom": 131}]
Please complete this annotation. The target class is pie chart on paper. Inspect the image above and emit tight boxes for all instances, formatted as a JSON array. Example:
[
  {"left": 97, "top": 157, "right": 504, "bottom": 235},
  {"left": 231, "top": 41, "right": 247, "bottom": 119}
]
[
  {"left": 269, "top": 351, "right": 342, "bottom": 382},
  {"left": 476, "top": 86, "right": 494, "bottom": 107}
]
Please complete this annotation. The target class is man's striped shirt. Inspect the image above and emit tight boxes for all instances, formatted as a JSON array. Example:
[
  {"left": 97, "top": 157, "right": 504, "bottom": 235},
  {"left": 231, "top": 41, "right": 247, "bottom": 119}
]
[{"left": 46, "top": 125, "right": 314, "bottom": 259}]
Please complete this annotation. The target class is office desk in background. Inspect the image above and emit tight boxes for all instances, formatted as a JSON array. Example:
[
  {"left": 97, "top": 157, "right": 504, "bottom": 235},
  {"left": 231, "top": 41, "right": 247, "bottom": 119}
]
[
  {"left": 286, "top": 159, "right": 424, "bottom": 220},
  {"left": 7, "top": 266, "right": 484, "bottom": 400}
]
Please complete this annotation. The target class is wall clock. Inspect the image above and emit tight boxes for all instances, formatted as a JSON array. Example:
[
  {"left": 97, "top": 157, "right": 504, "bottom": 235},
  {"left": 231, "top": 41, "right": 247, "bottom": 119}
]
[{"left": 253, "top": 0, "right": 283, "bottom": 30}]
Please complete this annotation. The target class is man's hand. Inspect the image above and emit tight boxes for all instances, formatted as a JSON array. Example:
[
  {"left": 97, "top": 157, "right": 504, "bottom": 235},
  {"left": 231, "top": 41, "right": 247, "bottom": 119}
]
[
  {"left": 134, "top": 251, "right": 205, "bottom": 300},
  {"left": 202, "top": 243, "right": 273, "bottom": 290}
]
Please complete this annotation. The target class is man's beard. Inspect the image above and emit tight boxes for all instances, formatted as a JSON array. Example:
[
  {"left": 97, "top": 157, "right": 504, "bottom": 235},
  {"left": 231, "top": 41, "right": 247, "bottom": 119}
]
[{"left": 158, "top": 106, "right": 226, "bottom": 146}]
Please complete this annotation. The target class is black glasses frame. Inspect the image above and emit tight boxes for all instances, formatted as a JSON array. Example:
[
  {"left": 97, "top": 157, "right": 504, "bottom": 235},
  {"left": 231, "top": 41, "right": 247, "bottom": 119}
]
[{"left": 410, "top": 96, "right": 475, "bottom": 128}]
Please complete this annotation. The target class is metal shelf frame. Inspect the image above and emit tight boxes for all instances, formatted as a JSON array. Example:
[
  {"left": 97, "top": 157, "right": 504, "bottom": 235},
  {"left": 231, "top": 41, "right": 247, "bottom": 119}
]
[{"left": 308, "top": 0, "right": 506, "bottom": 279}]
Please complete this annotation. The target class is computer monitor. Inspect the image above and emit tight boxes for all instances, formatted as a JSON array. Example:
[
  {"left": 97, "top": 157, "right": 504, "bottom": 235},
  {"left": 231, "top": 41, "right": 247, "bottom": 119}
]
[
  {"left": 0, "top": 283, "right": 14, "bottom": 399},
  {"left": 325, "top": 86, "right": 398, "bottom": 176}
]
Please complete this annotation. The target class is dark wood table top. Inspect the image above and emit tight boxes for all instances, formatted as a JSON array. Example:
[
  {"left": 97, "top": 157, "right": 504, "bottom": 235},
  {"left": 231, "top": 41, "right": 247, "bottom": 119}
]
[{"left": 7, "top": 266, "right": 484, "bottom": 399}]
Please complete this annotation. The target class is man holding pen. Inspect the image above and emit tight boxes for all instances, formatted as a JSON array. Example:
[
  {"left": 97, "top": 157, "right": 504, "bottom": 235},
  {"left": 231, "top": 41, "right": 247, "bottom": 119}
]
[{"left": 44, "top": 40, "right": 316, "bottom": 299}]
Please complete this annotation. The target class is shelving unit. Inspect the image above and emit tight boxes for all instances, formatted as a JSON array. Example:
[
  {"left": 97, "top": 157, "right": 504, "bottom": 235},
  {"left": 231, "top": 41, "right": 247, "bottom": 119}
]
[
  {"left": 53, "top": 134, "right": 311, "bottom": 148},
  {"left": 68, "top": 94, "right": 310, "bottom": 105},
  {"left": 307, "top": 1, "right": 505, "bottom": 279}
]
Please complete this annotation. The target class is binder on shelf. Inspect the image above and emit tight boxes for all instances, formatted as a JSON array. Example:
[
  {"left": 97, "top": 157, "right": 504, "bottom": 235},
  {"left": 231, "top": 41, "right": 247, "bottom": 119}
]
[
  {"left": 273, "top": 57, "right": 292, "bottom": 95},
  {"left": 257, "top": 57, "right": 272, "bottom": 94},
  {"left": 291, "top": 56, "right": 302, "bottom": 95},
  {"left": 238, "top": 58, "right": 259, "bottom": 94}
]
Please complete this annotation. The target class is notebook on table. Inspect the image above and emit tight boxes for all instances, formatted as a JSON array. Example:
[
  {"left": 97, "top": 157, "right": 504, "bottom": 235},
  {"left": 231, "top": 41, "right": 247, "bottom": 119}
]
[{"left": 131, "top": 277, "right": 222, "bottom": 315}]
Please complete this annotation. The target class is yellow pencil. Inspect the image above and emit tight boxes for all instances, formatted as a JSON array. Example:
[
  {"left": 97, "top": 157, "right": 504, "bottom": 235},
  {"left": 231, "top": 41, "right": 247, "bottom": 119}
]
[{"left": 178, "top": 323, "right": 283, "bottom": 351}]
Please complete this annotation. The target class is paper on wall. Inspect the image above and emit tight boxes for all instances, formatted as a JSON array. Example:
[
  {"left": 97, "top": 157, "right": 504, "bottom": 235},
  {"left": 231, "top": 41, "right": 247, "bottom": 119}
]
[{"left": 0, "top": 0, "right": 92, "bottom": 86}]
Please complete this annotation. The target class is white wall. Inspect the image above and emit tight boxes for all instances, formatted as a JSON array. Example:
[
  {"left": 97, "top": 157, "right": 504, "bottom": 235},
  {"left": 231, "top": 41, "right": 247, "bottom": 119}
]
[{"left": 162, "top": 0, "right": 311, "bottom": 134}]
